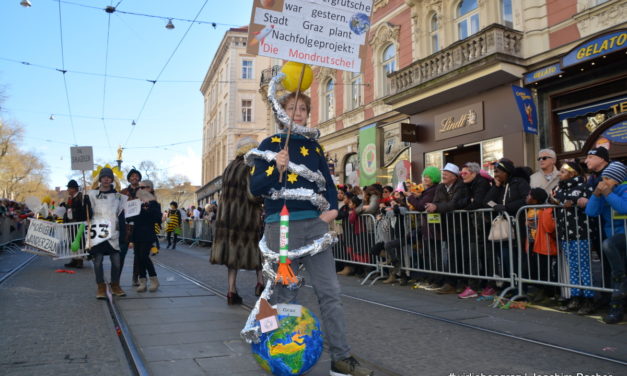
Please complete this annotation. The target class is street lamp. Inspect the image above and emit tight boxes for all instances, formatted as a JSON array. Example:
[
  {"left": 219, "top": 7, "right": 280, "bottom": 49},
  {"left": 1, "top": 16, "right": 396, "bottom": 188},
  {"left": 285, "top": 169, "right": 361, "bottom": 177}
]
[{"left": 116, "top": 146, "right": 123, "bottom": 170}]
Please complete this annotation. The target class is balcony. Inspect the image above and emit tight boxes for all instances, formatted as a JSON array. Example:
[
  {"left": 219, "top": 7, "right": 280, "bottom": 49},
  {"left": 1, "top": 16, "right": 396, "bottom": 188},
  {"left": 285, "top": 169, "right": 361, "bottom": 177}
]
[{"left": 386, "top": 24, "right": 524, "bottom": 112}]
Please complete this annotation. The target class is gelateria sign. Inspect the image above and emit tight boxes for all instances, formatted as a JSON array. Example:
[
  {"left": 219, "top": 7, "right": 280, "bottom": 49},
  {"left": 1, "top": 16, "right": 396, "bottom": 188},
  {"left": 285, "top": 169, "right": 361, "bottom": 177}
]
[
  {"left": 524, "top": 29, "right": 627, "bottom": 85},
  {"left": 562, "top": 29, "right": 627, "bottom": 68},
  {"left": 434, "top": 102, "right": 484, "bottom": 141}
]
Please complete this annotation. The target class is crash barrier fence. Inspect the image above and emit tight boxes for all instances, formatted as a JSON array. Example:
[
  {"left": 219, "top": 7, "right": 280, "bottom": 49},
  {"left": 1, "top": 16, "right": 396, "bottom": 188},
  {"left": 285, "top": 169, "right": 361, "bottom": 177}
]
[
  {"left": 0, "top": 216, "right": 27, "bottom": 253},
  {"left": 331, "top": 207, "right": 626, "bottom": 303},
  {"left": 21, "top": 218, "right": 90, "bottom": 260}
]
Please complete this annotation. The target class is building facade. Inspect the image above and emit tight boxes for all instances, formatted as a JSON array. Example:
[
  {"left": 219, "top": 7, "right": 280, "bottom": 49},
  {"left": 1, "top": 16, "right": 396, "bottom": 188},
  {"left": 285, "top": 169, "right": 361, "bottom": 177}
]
[
  {"left": 306, "top": 0, "right": 627, "bottom": 186},
  {"left": 197, "top": 27, "right": 280, "bottom": 205}
]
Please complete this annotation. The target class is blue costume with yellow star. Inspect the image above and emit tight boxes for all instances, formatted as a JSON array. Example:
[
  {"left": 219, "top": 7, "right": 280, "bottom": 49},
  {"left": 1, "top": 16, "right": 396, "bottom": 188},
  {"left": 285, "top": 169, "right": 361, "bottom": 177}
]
[{"left": 249, "top": 133, "right": 338, "bottom": 223}]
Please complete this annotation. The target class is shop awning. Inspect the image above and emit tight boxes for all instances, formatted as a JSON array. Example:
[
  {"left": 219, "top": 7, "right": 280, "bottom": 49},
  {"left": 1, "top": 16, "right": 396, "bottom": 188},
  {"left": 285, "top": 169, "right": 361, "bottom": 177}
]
[{"left": 557, "top": 96, "right": 627, "bottom": 121}]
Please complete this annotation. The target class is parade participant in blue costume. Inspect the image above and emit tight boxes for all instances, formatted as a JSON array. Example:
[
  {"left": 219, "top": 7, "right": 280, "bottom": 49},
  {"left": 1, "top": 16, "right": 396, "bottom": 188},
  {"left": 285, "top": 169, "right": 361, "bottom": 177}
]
[{"left": 247, "top": 91, "right": 374, "bottom": 376}]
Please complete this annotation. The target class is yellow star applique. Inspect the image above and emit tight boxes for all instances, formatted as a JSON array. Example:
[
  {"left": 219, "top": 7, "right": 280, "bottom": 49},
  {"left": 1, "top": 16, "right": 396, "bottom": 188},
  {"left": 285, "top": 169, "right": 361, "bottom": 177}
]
[
  {"left": 250, "top": 166, "right": 255, "bottom": 175},
  {"left": 271, "top": 136, "right": 281, "bottom": 143},
  {"left": 265, "top": 165, "right": 275, "bottom": 176},
  {"left": 287, "top": 172, "right": 298, "bottom": 184},
  {"left": 315, "top": 147, "right": 321, "bottom": 155},
  {"left": 300, "top": 146, "right": 309, "bottom": 157}
]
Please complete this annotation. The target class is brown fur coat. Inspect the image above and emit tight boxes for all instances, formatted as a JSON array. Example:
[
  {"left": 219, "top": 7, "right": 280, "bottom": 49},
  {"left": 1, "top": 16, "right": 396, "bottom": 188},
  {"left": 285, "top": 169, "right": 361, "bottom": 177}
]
[{"left": 210, "top": 155, "right": 263, "bottom": 270}]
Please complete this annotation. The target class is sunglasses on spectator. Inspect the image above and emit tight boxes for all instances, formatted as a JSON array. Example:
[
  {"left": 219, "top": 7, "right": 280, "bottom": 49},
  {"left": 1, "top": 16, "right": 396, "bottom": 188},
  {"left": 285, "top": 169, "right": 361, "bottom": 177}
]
[
  {"left": 138, "top": 186, "right": 149, "bottom": 189},
  {"left": 537, "top": 156, "right": 552, "bottom": 161}
]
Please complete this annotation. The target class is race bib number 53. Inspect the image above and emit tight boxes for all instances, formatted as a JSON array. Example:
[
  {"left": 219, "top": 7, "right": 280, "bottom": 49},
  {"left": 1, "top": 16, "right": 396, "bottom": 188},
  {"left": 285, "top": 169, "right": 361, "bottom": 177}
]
[{"left": 88, "top": 219, "right": 112, "bottom": 246}]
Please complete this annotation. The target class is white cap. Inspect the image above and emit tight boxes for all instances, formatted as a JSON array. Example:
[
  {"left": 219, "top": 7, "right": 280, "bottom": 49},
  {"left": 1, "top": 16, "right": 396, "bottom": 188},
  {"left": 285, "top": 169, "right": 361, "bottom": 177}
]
[{"left": 442, "top": 163, "right": 460, "bottom": 175}]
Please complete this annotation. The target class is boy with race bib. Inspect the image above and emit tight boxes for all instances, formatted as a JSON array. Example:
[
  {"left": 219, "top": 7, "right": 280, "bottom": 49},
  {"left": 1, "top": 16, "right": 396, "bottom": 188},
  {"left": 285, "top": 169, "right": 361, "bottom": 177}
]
[{"left": 87, "top": 167, "right": 128, "bottom": 299}]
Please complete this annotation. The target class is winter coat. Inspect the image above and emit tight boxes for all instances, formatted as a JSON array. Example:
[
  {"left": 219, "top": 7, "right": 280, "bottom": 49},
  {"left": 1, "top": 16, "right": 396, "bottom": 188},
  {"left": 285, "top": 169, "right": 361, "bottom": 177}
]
[
  {"left": 211, "top": 155, "right": 263, "bottom": 270},
  {"left": 406, "top": 185, "right": 437, "bottom": 212},
  {"left": 465, "top": 175, "right": 491, "bottom": 210},
  {"left": 585, "top": 182, "right": 627, "bottom": 238},
  {"left": 528, "top": 208, "right": 557, "bottom": 256},
  {"left": 131, "top": 200, "right": 162, "bottom": 243},
  {"left": 552, "top": 176, "right": 593, "bottom": 241},
  {"left": 484, "top": 177, "right": 530, "bottom": 217},
  {"left": 63, "top": 192, "right": 91, "bottom": 223},
  {"left": 530, "top": 169, "right": 560, "bottom": 195}
]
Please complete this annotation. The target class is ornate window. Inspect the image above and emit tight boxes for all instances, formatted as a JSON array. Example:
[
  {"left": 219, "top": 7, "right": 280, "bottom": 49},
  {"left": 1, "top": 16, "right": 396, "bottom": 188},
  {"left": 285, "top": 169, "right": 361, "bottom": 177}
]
[
  {"left": 381, "top": 44, "right": 396, "bottom": 96},
  {"left": 322, "top": 78, "right": 335, "bottom": 122},
  {"left": 501, "top": 0, "right": 513, "bottom": 28},
  {"left": 430, "top": 13, "right": 440, "bottom": 53},
  {"left": 242, "top": 60, "right": 253, "bottom": 79},
  {"left": 456, "top": 0, "right": 479, "bottom": 40},
  {"left": 348, "top": 71, "right": 363, "bottom": 110}
]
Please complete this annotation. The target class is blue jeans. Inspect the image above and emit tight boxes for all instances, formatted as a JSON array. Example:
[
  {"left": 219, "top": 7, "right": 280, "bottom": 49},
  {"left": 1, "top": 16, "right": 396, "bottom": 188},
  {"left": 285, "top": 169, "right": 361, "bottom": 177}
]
[{"left": 603, "top": 233, "right": 627, "bottom": 298}]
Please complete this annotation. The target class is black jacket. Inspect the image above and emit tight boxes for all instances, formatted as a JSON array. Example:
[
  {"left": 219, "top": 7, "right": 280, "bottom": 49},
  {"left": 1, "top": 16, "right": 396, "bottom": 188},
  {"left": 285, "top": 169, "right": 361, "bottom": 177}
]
[
  {"left": 484, "top": 177, "right": 530, "bottom": 217},
  {"left": 465, "top": 175, "right": 491, "bottom": 210},
  {"left": 63, "top": 192, "right": 91, "bottom": 223},
  {"left": 432, "top": 179, "right": 469, "bottom": 213},
  {"left": 131, "top": 200, "right": 162, "bottom": 243}
]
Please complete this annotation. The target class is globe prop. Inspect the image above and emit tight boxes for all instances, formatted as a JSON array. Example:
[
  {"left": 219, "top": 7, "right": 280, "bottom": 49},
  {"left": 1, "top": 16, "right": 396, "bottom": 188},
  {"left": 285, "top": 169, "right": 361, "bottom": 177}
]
[
  {"left": 251, "top": 304, "right": 324, "bottom": 376},
  {"left": 280, "top": 62, "right": 313, "bottom": 92}
]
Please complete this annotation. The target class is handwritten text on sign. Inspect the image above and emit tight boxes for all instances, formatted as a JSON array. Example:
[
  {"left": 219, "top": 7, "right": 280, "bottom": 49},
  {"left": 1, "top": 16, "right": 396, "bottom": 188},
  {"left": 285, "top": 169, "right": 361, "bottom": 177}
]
[
  {"left": 25, "top": 220, "right": 59, "bottom": 254},
  {"left": 70, "top": 146, "right": 94, "bottom": 171},
  {"left": 247, "top": 0, "right": 373, "bottom": 72},
  {"left": 124, "top": 199, "right": 142, "bottom": 218}
]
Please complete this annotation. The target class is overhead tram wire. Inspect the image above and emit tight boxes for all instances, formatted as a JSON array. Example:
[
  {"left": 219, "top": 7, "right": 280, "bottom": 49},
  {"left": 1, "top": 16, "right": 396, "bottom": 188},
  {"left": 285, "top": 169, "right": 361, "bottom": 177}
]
[
  {"left": 52, "top": 0, "right": 238, "bottom": 29},
  {"left": 57, "top": 0, "right": 78, "bottom": 146},
  {"left": 0, "top": 56, "right": 204, "bottom": 83},
  {"left": 100, "top": 4, "right": 114, "bottom": 154},
  {"left": 122, "top": 0, "right": 211, "bottom": 147}
]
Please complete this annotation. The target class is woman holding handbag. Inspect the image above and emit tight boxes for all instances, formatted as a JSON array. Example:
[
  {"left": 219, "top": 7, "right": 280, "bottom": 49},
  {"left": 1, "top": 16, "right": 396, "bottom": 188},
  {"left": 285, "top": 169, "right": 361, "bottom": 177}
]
[{"left": 484, "top": 158, "right": 531, "bottom": 282}]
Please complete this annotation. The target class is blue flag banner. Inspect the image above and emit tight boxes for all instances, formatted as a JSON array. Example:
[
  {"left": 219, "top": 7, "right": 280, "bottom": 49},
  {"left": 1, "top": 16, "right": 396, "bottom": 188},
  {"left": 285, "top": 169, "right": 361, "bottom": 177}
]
[{"left": 512, "top": 85, "right": 538, "bottom": 135}]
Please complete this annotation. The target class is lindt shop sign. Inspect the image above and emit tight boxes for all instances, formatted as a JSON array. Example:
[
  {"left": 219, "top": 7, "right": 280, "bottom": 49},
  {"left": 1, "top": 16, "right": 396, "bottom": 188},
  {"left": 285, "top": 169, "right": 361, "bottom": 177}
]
[{"left": 434, "top": 102, "right": 484, "bottom": 141}]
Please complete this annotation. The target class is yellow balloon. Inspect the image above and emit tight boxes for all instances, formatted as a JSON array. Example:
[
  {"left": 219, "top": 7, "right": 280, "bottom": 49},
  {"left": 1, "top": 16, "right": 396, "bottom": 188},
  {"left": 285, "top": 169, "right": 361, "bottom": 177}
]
[{"left": 280, "top": 62, "right": 313, "bottom": 92}]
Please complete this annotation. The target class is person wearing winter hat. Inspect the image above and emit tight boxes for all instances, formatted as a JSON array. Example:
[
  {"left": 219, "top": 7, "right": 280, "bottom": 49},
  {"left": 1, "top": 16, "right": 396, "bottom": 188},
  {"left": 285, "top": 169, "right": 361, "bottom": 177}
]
[
  {"left": 483, "top": 158, "right": 530, "bottom": 285},
  {"left": 585, "top": 161, "right": 627, "bottom": 324},
  {"left": 578, "top": 146, "right": 611, "bottom": 208},
  {"left": 120, "top": 167, "right": 142, "bottom": 286},
  {"left": 87, "top": 166, "right": 128, "bottom": 299},
  {"left": 424, "top": 162, "right": 469, "bottom": 294}
]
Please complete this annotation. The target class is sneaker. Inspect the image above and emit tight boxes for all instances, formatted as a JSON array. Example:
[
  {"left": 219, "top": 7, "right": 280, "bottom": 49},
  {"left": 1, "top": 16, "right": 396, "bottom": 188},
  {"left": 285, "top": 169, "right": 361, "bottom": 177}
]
[
  {"left": 602, "top": 302, "right": 624, "bottom": 324},
  {"left": 481, "top": 286, "right": 497, "bottom": 297},
  {"left": 435, "top": 283, "right": 456, "bottom": 294},
  {"left": 330, "top": 356, "right": 373, "bottom": 376},
  {"left": 576, "top": 299, "right": 595, "bottom": 316},
  {"left": 566, "top": 297, "right": 582, "bottom": 311},
  {"left": 458, "top": 286, "right": 478, "bottom": 299}
]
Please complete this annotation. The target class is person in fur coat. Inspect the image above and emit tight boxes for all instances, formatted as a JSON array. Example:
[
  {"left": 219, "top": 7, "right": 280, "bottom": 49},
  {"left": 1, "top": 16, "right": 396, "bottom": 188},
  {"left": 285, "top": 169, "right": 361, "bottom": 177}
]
[{"left": 210, "top": 138, "right": 264, "bottom": 305}]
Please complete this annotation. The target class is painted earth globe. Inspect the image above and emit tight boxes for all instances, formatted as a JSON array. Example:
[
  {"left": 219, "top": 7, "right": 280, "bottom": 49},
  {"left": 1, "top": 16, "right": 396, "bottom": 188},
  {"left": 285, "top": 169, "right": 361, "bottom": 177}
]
[
  {"left": 349, "top": 13, "right": 370, "bottom": 36},
  {"left": 251, "top": 305, "right": 324, "bottom": 376}
]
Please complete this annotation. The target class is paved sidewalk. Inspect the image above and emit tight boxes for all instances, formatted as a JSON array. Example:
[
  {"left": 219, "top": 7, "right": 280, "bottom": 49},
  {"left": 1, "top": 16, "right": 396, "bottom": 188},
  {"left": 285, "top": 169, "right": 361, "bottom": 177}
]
[
  {"left": 0, "top": 255, "right": 131, "bottom": 376},
  {"left": 115, "top": 259, "right": 334, "bottom": 376}
]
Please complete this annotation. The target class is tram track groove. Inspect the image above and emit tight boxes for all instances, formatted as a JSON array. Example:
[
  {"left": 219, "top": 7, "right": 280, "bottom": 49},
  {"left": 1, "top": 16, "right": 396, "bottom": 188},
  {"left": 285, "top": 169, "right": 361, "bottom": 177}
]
[{"left": 154, "top": 258, "right": 627, "bottom": 370}]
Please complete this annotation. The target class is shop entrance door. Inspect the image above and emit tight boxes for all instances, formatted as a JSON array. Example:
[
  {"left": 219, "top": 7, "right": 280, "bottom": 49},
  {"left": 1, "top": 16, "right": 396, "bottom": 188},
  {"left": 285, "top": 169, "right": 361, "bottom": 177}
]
[{"left": 444, "top": 144, "right": 481, "bottom": 168}]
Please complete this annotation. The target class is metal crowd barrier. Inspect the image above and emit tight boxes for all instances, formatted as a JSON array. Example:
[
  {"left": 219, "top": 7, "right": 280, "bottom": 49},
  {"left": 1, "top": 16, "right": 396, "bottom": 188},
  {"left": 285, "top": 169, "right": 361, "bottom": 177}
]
[
  {"left": 332, "top": 209, "right": 518, "bottom": 301},
  {"left": 21, "top": 218, "right": 90, "bottom": 260},
  {"left": 171, "top": 219, "right": 213, "bottom": 247},
  {"left": 0, "top": 216, "right": 28, "bottom": 253},
  {"left": 512, "top": 204, "right": 626, "bottom": 302},
  {"left": 332, "top": 206, "right": 625, "bottom": 305}
]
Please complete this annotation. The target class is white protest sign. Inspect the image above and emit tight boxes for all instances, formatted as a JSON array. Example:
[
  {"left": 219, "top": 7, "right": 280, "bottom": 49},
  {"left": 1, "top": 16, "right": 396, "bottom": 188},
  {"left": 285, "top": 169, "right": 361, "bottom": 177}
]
[
  {"left": 25, "top": 220, "right": 59, "bottom": 254},
  {"left": 124, "top": 199, "right": 142, "bottom": 218},
  {"left": 247, "top": 0, "right": 373, "bottom": 72},
  {"left": 70, "top": 146, "right": 94, "bottom": 171}
]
